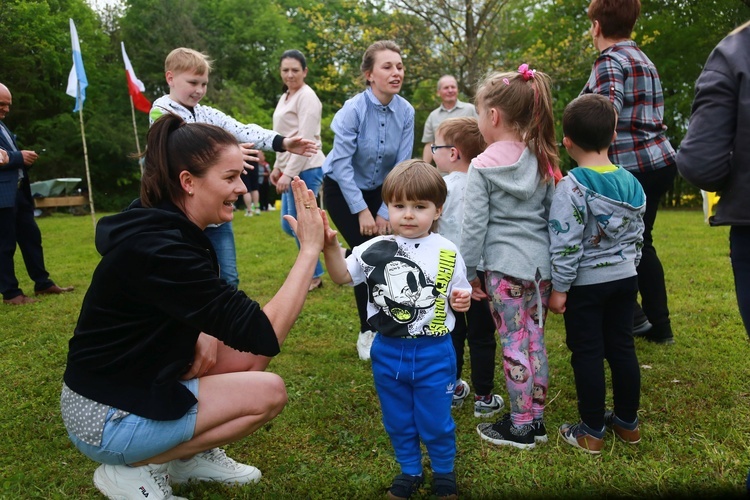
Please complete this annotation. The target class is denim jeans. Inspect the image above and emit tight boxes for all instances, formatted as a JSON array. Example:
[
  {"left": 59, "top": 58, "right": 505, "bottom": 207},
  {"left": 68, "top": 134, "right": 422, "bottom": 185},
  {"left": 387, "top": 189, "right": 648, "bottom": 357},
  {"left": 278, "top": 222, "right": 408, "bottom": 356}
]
[
  {"left": 65, "top": 379, "right": 198, "bottom": 465},
  {"left": 281, "top": 167, "right": 324, "bottom": 279},
  {"left": 204, "top": 222, "right": 239, "bottom": 288}
]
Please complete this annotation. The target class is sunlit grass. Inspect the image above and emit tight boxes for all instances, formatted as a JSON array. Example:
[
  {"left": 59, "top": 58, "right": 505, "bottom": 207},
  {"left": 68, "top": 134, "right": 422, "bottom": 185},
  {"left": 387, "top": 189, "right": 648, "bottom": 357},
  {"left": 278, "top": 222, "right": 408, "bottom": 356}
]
[{"left": 1, "top": 209, "right": 748, "bottom": 498}]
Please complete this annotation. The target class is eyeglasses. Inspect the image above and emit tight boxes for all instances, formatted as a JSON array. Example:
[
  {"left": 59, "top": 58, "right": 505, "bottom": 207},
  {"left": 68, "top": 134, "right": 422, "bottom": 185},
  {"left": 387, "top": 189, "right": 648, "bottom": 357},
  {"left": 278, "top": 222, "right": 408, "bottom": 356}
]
[{"left": 430, "top": 144, "right": 454, "bottom": 154}]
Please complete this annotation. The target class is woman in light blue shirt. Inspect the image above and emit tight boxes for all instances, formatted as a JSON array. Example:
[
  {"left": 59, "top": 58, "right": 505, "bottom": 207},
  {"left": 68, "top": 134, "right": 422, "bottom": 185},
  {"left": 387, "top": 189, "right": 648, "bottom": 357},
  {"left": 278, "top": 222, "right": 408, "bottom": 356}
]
[{"left": 322, "top": 40, "right": 415, "bottom": 361}]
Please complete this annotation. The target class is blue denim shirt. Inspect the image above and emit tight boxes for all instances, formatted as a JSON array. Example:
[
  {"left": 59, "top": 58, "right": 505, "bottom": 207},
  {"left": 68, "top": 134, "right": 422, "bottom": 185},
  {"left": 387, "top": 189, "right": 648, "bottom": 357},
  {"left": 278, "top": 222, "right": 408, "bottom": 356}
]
[{"left": 322, "top": 87, "right": 415, "bottom": 219}]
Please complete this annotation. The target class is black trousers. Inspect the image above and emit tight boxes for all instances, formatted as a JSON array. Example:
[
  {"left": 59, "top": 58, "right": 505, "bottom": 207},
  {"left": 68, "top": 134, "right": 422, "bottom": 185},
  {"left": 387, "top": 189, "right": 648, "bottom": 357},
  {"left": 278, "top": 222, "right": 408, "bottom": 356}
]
[
  {"left": 323, "top": 176, "right": 383, "bottom": 332},
  {"left": 564, "top": 276, "right": 640, "bottom": 429},
  {"left": 730, "top": 226, "right": 750, "bottom": 339},
  {"left": 631, "top": 164, "right": 676, "bottom": 336},
  {"left": 450, "top": 270, "right": 497, "bottom": 395},
  {"left": 0, "top": 189, "right": 53, "bottom": 299}
]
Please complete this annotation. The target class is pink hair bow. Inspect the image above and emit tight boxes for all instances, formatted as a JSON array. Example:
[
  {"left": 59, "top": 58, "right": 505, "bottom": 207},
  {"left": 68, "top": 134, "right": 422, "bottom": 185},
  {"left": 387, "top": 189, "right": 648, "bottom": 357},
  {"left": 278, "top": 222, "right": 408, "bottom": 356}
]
[{"left": 518, "top": 63, "right": 536, "bottom": 81}]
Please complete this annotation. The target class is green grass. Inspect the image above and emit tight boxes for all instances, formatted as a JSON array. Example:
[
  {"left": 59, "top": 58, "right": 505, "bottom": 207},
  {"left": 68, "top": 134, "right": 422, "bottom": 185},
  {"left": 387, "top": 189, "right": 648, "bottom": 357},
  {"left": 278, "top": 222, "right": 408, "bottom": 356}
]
[{"left": 1, "top": 209, "right": 748, "bottom": 499}]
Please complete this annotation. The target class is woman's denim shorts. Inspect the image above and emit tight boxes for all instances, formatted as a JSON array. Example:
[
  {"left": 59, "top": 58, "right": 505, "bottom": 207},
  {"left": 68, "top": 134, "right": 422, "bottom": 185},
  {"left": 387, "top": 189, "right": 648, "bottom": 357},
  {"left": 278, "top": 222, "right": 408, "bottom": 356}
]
[{"left": 67, "top": 378, "right": 199, "bottom": 465}]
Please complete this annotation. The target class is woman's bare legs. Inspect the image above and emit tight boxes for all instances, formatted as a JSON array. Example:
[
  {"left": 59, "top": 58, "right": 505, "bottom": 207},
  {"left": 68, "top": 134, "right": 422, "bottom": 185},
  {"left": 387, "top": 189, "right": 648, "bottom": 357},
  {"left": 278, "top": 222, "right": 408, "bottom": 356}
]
[{"left": 132, "top": 370, "right": 286, "bottom": 465}]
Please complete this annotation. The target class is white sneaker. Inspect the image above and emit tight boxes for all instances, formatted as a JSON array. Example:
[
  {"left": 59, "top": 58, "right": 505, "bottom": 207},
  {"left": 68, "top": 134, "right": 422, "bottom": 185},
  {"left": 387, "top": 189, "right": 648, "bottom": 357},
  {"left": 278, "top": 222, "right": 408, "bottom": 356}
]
[
  {"left": 356, "top": 330, "right": 376, "bottom": 360},
  {"left": 167, "top": 448, "right": 261, "bottom": 485},
  {"left": 452, "top": 379, "right": 470, "bottom": 409},
  {"left": 93, "top": 463, "right": 186, "bottom": 500},
  {"left": 244, "top": 210, "right": 253, "bottom": 217},
  {"left": 473, "top": 394, "right": 505, "bottom": 418}
]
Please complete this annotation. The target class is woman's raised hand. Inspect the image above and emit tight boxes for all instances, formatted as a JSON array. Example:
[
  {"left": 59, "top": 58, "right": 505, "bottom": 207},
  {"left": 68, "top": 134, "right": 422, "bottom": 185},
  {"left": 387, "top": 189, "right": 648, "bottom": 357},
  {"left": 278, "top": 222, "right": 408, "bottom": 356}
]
[{"left": 283, "top": 177, "right": 324, "bottom": 254}]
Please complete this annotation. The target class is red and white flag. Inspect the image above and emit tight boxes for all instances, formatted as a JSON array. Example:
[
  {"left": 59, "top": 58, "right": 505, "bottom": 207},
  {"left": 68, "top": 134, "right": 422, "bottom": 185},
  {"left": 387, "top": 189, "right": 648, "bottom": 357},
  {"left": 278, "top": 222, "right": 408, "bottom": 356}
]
[{"left": 121, "top": 42, "right": 151, "bottom": 113}]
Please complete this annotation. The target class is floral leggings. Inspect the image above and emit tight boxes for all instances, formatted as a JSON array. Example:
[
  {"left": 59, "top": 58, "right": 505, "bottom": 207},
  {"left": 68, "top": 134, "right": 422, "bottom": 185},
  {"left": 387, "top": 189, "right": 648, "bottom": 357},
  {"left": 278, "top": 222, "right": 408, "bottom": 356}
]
[{"left": 485, "top": 271, "right": 550, "bottom": 426}]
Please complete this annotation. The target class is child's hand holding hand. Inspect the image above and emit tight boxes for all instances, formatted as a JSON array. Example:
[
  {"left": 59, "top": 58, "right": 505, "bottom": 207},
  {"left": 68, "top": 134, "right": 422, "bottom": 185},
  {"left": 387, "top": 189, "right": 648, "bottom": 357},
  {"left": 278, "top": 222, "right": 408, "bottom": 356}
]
[
  {"left": 469, "top": 277, "right": 487, "bottom": 301},
  {"left": 450, "top": 289, "right": 471, "bottom": 313},
  {"left": 549, "top": 290, "right": 567, "bottom": 314}
]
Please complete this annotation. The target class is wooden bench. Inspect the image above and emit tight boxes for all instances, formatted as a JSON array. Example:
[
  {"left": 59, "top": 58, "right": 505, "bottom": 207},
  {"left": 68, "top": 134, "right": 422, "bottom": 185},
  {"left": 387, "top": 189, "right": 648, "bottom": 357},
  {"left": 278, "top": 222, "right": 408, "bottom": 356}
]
[{"left": 34, "top": 195, "right": 88, "bottom": 215}]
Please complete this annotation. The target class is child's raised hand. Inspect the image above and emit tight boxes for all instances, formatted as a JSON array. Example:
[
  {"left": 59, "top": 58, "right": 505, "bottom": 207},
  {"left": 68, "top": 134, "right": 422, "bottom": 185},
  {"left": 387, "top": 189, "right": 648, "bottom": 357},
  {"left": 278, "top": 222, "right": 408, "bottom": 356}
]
[
  {"left": 239, "top": 142, "right": 260, "bottom": 167},
  {"left": 283, "top": 136, "right": 318, "bottom": 157},
  {"left": 450, "top": 289, "right": 471, "bottom": 313},
  {"left": 321, "top": 210, "right": 341, "bottom": 250}
]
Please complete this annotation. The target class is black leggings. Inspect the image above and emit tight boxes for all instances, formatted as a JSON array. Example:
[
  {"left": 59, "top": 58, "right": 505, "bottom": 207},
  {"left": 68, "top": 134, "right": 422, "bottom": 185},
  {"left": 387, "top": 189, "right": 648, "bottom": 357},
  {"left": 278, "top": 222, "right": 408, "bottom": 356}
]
[
  {"left": 450, "top": 271, "right": 497, "bottom": 395},
  {"left": 323, "top": 176, "right": 383, "bottom": 332}
]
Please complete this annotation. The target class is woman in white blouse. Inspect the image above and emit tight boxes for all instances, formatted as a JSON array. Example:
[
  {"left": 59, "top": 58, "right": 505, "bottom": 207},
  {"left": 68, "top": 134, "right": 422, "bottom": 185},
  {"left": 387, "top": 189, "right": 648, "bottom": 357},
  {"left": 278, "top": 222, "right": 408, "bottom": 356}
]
[{"left": 271, "top": 50, "right": 327, "bottom": 291}]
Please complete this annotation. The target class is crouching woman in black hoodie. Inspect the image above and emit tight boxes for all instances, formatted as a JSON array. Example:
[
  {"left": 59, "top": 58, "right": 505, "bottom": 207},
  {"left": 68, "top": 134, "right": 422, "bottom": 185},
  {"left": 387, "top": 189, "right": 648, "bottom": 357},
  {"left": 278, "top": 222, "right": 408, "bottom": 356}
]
[{"left": 61, "top": 113, "right": 324, "bottom": 499}]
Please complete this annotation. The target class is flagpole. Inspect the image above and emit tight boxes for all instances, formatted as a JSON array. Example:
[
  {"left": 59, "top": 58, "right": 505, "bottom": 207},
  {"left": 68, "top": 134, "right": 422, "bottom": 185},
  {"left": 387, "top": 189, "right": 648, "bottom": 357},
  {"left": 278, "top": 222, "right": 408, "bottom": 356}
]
[
  {"left": 76, "top": 101, "right": 96, "bottom": 229},
  {"left": 129, "top": 95, "right": 143, "bottom": 174}
]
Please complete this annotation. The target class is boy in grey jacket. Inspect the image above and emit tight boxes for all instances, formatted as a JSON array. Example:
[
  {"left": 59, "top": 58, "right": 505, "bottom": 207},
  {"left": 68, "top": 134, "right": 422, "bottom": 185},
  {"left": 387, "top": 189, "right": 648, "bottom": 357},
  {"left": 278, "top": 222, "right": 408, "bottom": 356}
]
[{"left": 549, "top": 94, "right": 646, "bottom": 455}]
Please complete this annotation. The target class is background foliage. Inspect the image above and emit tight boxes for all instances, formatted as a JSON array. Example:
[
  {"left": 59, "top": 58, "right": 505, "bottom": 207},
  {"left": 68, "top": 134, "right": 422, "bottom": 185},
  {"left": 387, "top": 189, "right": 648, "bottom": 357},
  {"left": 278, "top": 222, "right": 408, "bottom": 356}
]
[{"left": 0, "top": 0, "right": 748, "bottom": 210}]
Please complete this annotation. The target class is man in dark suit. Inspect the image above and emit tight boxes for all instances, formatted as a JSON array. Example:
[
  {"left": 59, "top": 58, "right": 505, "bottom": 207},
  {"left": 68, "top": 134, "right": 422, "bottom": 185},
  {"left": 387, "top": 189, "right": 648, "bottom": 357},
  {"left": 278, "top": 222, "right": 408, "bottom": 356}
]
[{"left": 0, "top": 83, "right": 73, "bottom": 305}]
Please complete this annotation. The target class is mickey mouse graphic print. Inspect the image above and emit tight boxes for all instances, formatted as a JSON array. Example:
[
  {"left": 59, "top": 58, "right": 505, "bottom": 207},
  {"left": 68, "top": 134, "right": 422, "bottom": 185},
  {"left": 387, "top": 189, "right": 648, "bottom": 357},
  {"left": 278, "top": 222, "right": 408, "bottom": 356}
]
[{"left": 346, "top": 233, "right": 471, "bottom": 338}]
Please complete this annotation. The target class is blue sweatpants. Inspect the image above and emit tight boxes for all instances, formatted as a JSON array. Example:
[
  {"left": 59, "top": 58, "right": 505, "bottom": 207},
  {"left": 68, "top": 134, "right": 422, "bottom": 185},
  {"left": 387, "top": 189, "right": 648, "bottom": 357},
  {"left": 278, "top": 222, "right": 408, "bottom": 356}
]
[{"left": 370, "top": 334, "right": 457, "bottom": 475}]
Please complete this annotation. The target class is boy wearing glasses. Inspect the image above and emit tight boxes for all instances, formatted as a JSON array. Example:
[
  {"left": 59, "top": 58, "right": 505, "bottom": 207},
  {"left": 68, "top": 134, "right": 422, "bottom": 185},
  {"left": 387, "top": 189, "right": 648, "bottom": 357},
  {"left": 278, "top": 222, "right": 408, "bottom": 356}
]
[{"left": 433, "top": 117, "right": 505, "bottom": 419}]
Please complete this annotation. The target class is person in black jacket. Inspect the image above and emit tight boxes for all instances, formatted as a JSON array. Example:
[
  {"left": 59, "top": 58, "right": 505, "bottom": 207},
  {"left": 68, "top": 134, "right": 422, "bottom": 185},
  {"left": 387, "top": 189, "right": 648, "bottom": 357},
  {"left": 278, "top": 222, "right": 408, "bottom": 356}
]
[
  {"left": 675, "top": 20, "right": 750, "bottom": 494},
  {"left": 61, "top": 113, "right": 324, "bottom": 499},
  {"left": 677, "top": 20, "right": 750, "bottom": 337}
]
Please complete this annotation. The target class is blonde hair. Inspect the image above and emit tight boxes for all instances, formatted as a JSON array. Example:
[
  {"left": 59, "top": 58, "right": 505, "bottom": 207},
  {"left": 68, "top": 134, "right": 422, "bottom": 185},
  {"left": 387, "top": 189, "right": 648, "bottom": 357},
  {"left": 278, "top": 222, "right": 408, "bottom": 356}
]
[
  {"left": 436, "top": 117, "right": 486, "bottom": 162},
  {"left": 164, "top": 47, "right": 213, "bottom": 75},
  {"left": 474, "top": 68, "right": 559, "bottom": 181},
  {"left": 382, "top": 160, "right": 447, "bottom": 233}
]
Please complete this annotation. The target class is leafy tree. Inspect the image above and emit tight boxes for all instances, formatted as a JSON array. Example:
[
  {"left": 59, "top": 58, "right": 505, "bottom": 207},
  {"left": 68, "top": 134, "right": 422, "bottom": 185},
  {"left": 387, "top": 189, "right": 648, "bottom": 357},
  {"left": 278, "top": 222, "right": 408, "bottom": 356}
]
[
  {"left": 385, "top": 0, "right": 516, "bottom": 97},
  {"left": 1, "top": 0, "right": 145, "bottom": 210}
]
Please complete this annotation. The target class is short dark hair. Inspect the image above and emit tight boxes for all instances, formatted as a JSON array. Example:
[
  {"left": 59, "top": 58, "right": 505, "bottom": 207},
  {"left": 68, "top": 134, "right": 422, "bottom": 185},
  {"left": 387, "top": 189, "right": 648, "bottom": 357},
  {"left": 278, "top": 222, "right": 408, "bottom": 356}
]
[
  {"left": 587, "top": 0, "right": 640, "bottom": 39},
  {"left": 382, "top": 159, "right": 447, "bottom": 209},
  {"left": 563, "top": 94, "right": 617, "bottom": 153},
  {"left": 280, "top": 49, "right": 307, "bottom": 71},
  {"left": 382, "top": 159, "right": 447, "bottom": 233},
  {"left": 279, "top": 49, "right": 308, "bottom": 92}
]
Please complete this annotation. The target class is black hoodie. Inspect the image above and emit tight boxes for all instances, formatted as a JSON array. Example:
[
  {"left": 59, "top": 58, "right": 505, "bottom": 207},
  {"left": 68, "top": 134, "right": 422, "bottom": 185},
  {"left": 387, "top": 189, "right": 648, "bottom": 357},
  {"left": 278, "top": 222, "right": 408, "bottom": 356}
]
[{"left": 64, "top": 201, "right": 278, "bottom": 420}]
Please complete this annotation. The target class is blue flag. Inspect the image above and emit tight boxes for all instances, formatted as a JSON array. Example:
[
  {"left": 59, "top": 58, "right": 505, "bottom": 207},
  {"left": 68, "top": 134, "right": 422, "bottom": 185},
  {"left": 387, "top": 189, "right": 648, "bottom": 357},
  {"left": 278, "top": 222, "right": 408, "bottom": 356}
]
[{"left": 65, "top": 19, "right": 88, "bottom": 112}]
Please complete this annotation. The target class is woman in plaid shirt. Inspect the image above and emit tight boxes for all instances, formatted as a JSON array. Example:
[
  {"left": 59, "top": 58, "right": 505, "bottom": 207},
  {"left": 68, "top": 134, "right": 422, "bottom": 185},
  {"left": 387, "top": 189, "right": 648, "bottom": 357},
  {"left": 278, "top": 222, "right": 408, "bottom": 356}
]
[{"left": 582, "top": 0, "right": 676, "bottom": 345}]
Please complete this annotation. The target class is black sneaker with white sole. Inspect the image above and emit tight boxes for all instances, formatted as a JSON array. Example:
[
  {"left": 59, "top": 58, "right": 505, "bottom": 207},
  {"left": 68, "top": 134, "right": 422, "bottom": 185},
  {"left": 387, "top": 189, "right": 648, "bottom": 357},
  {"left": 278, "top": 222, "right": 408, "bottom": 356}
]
[
  {"left": 477, "top": 413, "right": 535, "bottom": 449},
  {"left": 530, "top": 418, "right": 548, "bottom": 443}
]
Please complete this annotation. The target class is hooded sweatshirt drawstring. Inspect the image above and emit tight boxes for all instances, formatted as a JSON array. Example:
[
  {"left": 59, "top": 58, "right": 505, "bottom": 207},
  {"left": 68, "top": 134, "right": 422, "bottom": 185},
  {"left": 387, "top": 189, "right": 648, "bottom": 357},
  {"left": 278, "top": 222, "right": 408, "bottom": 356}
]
[{"left": 534, "top": 268, "right": 544, "bottom": 329}]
